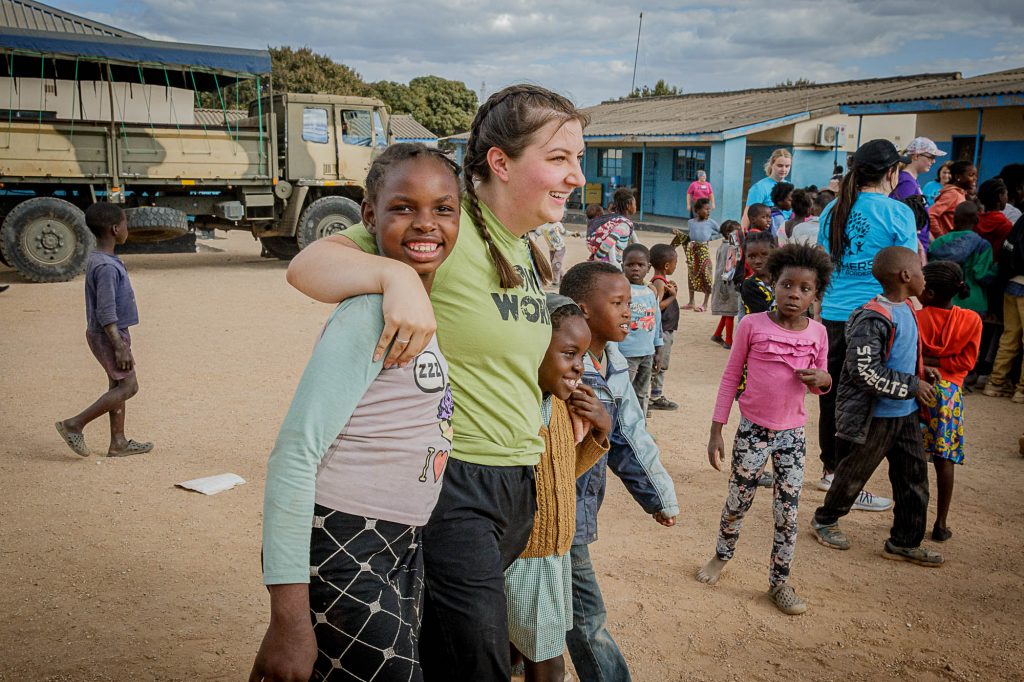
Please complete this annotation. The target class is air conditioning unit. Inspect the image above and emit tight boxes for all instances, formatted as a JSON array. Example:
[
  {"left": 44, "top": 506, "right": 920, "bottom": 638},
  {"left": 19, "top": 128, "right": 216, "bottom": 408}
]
[{"left": 817, "top": 124, "right": 847, "bottom": 147}]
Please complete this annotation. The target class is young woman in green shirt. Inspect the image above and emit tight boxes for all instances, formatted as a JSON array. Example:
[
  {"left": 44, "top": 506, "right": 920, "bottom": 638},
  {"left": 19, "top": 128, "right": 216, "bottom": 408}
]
[{"left": 286, "top": 84, "right": 589, "bottom": 682}]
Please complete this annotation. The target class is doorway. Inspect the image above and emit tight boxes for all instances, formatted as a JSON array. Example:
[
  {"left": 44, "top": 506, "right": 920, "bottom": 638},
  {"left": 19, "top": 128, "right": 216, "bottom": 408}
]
[{"left": 631, "top": 153, "right": 644, "bottom": 206}]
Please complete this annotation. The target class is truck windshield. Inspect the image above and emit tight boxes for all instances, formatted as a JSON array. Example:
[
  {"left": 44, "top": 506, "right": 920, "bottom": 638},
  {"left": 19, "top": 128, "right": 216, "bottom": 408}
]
[
  {"left": 372, "top": 111, "right": 387, "bottom": 149},
  {"left": 341, "top": 110, "right": 372, "bottom": 147}
]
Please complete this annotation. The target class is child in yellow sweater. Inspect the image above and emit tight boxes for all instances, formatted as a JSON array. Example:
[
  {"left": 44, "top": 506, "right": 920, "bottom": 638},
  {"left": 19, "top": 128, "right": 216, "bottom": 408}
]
[{"left": 505, "top": 295, "right": 611, "bottom": 682}]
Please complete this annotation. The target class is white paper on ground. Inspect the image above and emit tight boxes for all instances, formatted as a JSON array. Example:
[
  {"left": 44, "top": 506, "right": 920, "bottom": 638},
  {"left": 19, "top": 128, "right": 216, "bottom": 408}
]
[{"left": 176, "top": 473, "right": 246, "bottom": 495}]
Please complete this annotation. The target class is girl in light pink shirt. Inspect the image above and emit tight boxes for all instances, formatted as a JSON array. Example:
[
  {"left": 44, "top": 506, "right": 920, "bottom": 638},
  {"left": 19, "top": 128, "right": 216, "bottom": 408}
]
[{"left": 696, "top": 244, "right": 834, "bottom": 616}]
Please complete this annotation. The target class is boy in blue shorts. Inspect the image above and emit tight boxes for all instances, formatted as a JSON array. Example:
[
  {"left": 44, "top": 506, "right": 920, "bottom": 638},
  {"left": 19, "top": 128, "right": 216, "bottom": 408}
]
[
  {"left": 56, "top": 203, "right": 153, "bottom": 458},
  {"left": 560, "top": 261, "right": 679, "bottom": 681}
]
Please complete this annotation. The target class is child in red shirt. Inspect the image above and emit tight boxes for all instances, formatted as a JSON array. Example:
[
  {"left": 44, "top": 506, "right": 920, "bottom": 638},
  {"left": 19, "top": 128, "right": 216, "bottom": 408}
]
[{"left": 917, "top": 261, "right": 983, "bottom": 543}]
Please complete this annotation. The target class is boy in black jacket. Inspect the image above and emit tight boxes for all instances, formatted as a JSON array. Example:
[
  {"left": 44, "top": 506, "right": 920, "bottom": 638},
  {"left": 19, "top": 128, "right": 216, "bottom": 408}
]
[{"left": 811, "top": 247, "right": 944, "bottom": 566}]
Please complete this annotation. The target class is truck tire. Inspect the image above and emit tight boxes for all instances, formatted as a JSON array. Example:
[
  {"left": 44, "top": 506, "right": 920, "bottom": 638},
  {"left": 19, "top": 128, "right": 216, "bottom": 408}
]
[
  {"left": 296, "top": 196, "right": 361, "bottom": 249},
  {"left": 0, "top": 197, "right": 92, "bottom": 283},
  {"left": 125, "top": 206, "right": 189, "bottom": 243},
  {"left": 260, "top": 236, "right": 300, "bottom": 260}
]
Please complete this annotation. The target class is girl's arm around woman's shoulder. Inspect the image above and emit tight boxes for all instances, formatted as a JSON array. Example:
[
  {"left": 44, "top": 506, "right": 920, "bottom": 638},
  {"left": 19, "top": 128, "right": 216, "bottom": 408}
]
[{"left": 287, "top": 233, "right": 436, "bottom": 368}]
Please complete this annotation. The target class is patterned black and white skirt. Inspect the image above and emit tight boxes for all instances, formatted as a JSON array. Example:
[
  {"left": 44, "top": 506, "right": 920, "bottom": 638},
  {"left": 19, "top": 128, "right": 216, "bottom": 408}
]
[{"left": 308, "top": 504, "right": 424, "bottom": 682}]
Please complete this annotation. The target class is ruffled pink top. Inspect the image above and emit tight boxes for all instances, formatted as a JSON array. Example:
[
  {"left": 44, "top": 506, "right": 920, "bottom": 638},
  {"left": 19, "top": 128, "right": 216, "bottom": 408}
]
[{"left": 712, "top": 312, "right": 830, "bottom": 431}]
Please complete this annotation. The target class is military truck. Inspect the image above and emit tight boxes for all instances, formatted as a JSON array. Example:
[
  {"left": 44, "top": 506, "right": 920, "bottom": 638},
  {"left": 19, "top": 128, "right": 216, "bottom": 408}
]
[{"left": 0, "top": 32, "right": 391, "bottom": 282}]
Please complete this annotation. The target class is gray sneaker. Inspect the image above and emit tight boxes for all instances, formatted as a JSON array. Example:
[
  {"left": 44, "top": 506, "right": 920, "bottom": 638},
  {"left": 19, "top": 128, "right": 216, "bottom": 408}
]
[{"left": 852, "top": 489, "right": 894, "bottom": 512}]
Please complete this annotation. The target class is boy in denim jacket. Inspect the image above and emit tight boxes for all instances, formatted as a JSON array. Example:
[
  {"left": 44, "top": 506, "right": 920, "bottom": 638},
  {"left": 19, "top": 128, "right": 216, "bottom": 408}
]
[{"left": 560, "top": 262, "right": 679, "bottom": 681}]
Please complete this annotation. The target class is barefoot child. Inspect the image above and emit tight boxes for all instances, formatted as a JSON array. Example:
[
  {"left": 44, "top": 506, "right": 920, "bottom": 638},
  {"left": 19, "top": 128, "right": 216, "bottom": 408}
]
[
  {"left": 698, "top": 244, "right": 833, "bottom": 615},
  {"left": 620, "top": 243, "right": 663, "bottom": 413},
  {"left": 710, "top": 220, "right": 741, "bottom": 349},
  {"left": 56, "top": 203, "right": 153, "bottom": 458},
  {"left": 917, "top": 261, "right": 982, "bottom": 542},
  {"left": 252, "top": 144, "right": 461, "bottom": 682},
  {"left": 505, "top": 295, "right": 611, "bottom": 682},
  {"left": 649, "top": 244, "right": 680, "bottom": 410},
  {"left": 560, "top": 261, "right": 679, "bottom": 680},
  {"left": 811, "top": 246, "right": 945, "bottom": 567},
  {"left": 684, "top": 198, "right": 719, "bottom": 311}
]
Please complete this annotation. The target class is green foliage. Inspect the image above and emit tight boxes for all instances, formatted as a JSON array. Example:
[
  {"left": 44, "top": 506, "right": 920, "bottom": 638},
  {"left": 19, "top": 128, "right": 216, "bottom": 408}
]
[
  {"left": 195, "top": 46, "right": 477, "bottom": 137},
  {"left": 627, "top": 79, "right": 680, "bottom": 99},
  {"left": 776, "top": 78, "right": 816, "bottom": 88}
]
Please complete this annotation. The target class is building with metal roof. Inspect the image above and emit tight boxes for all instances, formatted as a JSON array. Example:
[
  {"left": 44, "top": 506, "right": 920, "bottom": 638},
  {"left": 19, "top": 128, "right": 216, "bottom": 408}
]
[
  {"left": 390, "top": 113, "right": 438, "bottom": 145},
  {"left": 839, "top": 68, "right": 1024, "bottom": 188},
  {"left": 0, "top": 0, "right": 137, "bottom": 37},
  {"left": 580, "top": 73, "right": 961, "bottom": 222}
]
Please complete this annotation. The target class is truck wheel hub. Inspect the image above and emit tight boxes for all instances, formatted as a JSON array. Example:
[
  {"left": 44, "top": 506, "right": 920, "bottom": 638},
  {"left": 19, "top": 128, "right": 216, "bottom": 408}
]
[{"left": 24, "top": 218, "right": 75, "bottom": 264}]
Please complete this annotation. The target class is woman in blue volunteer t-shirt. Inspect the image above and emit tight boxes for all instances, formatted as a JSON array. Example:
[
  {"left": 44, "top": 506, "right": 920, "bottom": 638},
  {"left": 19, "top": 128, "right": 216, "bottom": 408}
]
[
  {"left": 741, "top": 148, "right": 792, "bottom": 230},
  {"left": 815, "top": 139, "right": 918, "bottom": 506}
]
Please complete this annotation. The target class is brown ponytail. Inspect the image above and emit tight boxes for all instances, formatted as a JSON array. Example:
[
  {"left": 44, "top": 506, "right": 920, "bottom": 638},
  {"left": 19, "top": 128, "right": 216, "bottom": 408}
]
[
  {"left": 462, "top": 84, "right": 589, "bottom": 289},
  {"left": 826, "top": 162, "right": 896, "bottom": 268}
]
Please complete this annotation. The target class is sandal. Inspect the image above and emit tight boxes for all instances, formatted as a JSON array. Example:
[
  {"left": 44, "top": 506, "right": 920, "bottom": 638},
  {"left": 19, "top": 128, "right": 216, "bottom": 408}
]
[
  {"left": 680, "top": 303, "right": 694, "bottom": 310},
  {"left": 882, "top": 540, "right": 943, "bottom": 567},
  {"left": 55, "top": 421, "right": 89, "bottom": 457},
  {"left": 108, "top": 439, "right": 154, "bottom": 457},
  {"left": 768, "top": 584, "right": 807, "bottom": 615},
  {"left": 810, "top": 521, "right": 850, "bottom": 550},
  {"left": 693, "top": 305, "right": 706, "bottom": 313}
]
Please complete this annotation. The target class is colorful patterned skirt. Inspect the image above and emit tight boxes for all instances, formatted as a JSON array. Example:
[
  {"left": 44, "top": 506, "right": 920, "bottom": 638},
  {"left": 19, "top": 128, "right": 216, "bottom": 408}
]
[
  {"left": 686, "top": 241, "right": 713, "bottom": 294},
  {"left": 921, "top": 379, "right": 965, "bottom": 464}
]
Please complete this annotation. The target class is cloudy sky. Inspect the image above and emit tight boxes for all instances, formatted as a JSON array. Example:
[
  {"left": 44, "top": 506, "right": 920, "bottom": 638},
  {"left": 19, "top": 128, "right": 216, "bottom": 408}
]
[{"left": 64, "top": 0, "right": 1024, "bottom": 107}]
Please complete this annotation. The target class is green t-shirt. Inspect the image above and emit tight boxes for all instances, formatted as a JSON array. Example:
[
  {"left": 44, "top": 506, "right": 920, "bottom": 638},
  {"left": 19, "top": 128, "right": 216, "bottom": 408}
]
[{"left": 344, "top": 198, "right": 548, "bottom": 466}]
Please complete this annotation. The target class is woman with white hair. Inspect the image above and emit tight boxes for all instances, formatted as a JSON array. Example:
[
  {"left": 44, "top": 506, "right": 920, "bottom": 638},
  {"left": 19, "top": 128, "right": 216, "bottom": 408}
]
[{"left": 686, "top": 169, "right": 715, "bottom": 217}]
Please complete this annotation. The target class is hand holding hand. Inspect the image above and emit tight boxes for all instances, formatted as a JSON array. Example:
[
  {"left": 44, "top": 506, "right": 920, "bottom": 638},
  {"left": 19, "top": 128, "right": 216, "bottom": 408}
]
[
  {"left": 917, "top": 379, "right": 937, "bottom": 405},
  {"left": 923, "top": 367, "right": 942, "bottom": 384}
]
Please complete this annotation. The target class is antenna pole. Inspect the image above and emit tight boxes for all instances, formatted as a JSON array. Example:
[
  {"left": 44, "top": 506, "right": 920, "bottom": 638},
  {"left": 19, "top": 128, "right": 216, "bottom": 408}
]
[{"left": 631, "top": 11, "right": 643, "bottom": 95}]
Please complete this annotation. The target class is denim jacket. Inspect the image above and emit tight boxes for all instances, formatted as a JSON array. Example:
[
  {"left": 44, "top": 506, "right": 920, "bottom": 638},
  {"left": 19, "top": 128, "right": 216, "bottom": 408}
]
[{"left": 574, "top": 342, "right": 680, "bottom": 545}]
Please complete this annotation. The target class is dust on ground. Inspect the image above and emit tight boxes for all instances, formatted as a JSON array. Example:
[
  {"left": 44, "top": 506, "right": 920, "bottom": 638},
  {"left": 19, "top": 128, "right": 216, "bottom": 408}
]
[{"left": 1, "top": 231, "right": 1022, "bottom": 681}]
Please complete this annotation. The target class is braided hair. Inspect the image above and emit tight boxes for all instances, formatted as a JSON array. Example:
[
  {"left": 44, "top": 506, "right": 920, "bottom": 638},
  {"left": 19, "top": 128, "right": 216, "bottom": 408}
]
[
  {"left": 462, "top": 84, "right": 590, "bottom": 289},
  {"left": 365, "top": 142, "right": 459, "bottom": 205},
  {"left": 922, "top": 260, "right": 969, "bottom": 302}
]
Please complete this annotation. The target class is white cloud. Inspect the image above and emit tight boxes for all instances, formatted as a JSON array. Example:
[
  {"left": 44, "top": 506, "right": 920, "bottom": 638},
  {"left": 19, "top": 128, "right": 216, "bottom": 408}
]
[{"left": 66, "top": 0, "right": 1024, "bottom": 106}]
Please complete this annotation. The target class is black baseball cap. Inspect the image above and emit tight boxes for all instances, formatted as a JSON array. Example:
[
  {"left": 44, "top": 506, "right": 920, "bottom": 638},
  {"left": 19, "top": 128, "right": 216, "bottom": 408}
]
[{"left": 850, "top": 139, "right": 909, "bottom": 171}]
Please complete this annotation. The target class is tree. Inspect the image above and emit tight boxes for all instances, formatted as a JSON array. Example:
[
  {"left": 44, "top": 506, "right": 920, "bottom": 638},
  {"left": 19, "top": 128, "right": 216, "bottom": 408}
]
[
  {"left": 370, "top": 80, "right": 423, "bottom": 116},
  {"left": 627, "top": 79, "right": 680, "bottom": 99},
  {"left": 407, "top": 76, "right": 477, "bottom": 137},
  {"left": 776, "top": 78, "right": 816, "bottom": 88},
  {"left": 200, "top": 46, "right": 370, "bottom": 109}
]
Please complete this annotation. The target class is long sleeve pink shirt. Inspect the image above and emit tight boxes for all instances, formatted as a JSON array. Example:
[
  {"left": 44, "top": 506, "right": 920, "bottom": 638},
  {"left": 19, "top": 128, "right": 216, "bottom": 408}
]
[{"left": 712, "top": 312, "right": 830, "bottom": 431}]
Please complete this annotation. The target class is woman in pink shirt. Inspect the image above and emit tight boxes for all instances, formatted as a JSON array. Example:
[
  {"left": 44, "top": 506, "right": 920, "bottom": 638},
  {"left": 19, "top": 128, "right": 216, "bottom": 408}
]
[
  {"left": 686, "top": 170, "right": 715, "bottom": 216},
  {"left": 696, "top": 243, "right": 833, "bottom": 616}
]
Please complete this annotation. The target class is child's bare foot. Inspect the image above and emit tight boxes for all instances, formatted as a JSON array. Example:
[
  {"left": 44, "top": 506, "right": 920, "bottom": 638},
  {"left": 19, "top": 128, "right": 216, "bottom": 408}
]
[
  {"left": 55, "top": 420, "right": 89, "bottom": 457},
  {"left": 696, "top": 557, "right": 727, "bottom": 585},
  {"left": 107, "top": 439, "right": 154, "bottom": 457}
]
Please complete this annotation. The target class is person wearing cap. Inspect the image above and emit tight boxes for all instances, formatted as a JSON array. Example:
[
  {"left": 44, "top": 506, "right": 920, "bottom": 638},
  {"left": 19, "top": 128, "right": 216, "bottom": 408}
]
[
  {"left": 814, "top": 139, "right": 920, "bottom": 511},
  {"left": 891, "top": 137, "right": 946, "bottom": 252},
  {"left": 892, "top": 137, "right": 946, "bottom": 201}
]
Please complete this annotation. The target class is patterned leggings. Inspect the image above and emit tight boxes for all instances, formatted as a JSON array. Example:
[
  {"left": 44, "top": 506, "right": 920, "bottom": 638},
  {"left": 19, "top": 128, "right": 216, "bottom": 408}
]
[{"left": 715, "top": 417, "right": 806, "bottom": 588}]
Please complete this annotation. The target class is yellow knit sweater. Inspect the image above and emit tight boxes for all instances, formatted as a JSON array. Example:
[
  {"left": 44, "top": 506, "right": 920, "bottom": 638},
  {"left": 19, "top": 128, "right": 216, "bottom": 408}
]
[{"left": 520, "top": 397, "right": 609, "bottom": 558}]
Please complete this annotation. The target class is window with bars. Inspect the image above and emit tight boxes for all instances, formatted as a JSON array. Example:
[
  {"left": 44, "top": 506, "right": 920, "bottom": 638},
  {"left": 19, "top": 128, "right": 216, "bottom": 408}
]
[
  {"left": 672, "top": 147, "right": 708, "bottom": 182},
  {"left": 597, "top": 148, "right": 623, "bottom": 177}
]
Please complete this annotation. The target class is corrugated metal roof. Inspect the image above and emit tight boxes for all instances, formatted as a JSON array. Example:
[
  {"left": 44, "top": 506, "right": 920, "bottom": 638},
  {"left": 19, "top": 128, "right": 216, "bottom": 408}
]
[
  {"left": 583, "top": 73, "right": 958, "bottom": 138},
  {"left": 840, "top": 67, "right": 1024, "bottom": 105},
  {"left": 390, "top": 113, "right": 437, "bottom": 140},
  {"left": 194, "top": 108, "right": 246, "bottom": 126},
  {"left": 0, "top": 0, "right": 138, "bottom": 37}
]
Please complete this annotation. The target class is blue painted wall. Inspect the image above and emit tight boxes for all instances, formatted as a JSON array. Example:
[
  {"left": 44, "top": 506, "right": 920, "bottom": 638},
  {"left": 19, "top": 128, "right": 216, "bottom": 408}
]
[
  {"left": 791, "top": 149, "right": 839, "bottom": 189},
  {"left": 710, "top": 137, "right": 746, "bottom": 224}
]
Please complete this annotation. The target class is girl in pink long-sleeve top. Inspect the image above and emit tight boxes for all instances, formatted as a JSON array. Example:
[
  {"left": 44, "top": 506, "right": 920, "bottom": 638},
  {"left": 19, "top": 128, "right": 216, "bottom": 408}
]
[{"left": 696, "top": 244, "right": 834, "bottom": 616}]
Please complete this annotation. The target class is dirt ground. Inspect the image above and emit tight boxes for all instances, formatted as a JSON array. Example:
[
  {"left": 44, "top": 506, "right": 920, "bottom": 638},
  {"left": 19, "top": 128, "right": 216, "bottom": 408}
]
[{"left": 2, "top": 230, "right": 1023, "bottom": 682}]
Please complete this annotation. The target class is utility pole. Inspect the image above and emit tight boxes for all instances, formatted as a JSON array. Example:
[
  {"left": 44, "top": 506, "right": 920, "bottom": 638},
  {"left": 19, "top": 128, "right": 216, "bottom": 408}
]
[{"left": 630, "top": 11, "right": 643, "bottom": 96}]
